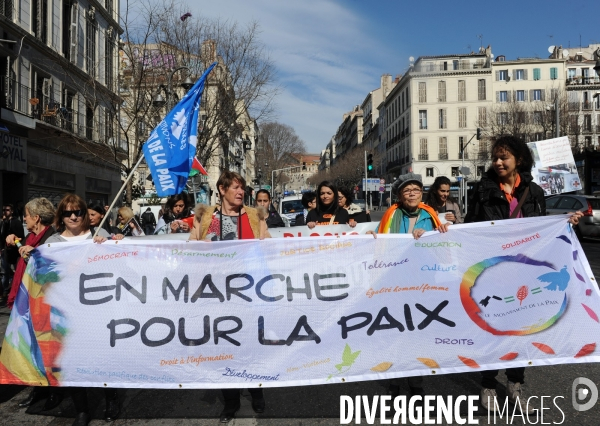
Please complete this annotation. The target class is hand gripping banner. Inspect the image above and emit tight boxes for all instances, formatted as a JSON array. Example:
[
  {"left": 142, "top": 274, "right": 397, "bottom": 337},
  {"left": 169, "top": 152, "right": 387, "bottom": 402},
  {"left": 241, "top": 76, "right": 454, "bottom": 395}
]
[{"left": 1, "top": 216, "right": 598, "bottom": 389}]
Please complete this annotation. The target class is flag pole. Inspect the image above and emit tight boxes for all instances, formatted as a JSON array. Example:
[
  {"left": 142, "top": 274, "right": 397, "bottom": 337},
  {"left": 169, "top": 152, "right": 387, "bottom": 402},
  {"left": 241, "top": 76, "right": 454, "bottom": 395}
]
[{"left": 93, "top": 154, "right": 145, "bottom": 238}]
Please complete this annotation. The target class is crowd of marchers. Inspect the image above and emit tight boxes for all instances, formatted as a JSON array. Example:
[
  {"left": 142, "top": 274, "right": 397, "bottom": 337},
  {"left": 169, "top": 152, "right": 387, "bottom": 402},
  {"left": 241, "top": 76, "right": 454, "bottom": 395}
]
[{"left": 1, "top": 135, "right": 583, "bottom": 425}]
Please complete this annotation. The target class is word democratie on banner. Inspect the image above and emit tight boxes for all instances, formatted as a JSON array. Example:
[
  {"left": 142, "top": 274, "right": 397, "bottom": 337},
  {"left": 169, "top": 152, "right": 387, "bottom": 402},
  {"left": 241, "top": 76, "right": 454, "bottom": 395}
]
[{"left": 0, "top": 216, "right": 598, "bottom": 389}]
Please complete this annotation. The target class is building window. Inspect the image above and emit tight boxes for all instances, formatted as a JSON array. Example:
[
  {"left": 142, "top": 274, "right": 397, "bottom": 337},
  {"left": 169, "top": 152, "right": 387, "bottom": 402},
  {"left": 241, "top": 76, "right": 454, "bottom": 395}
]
[
  {"left": 439, "top": 137, "right": 448, "bottom": 160},
  {"left": 426, "top": 167, "right": 434, "bottom": 177},
  {"left": 33, "top": 0, "right": 49, "bottom": 44},
  {"left": 478, "top": 79, "right": 486, "bottom": 100},
  {"left": 458, "top": 108, "right": 467, "bottom": 128},
  {"left": 105, "top": 0, "right": 113, "bottom": 15},
  {"left": 86, "top": 14, "right": 97, "bottom": 78},
  {"left": 419, "top": 110, "right": 427, "bottom": 129},
  {"left": 498, "top": 91, "right": 508, "bottom": 102},
  {"left": 477, "top": 166, "right": 485, "bottom": 176},
  {"left": 584, "top": 115, "right": 592, "bottom": 131},
  {"left": 550, "top": 67, "right": 558, "bottom": 80},
  {"left": 497, "top": 70, "right": 508, "bottom": 81},
  {"left": 105, "top": 33, "right": 114, "bottom": 91},
  {"left": 1, "top": 0, "right": 13, "bottom": 19},
  {"left": 459, "top": 136, "right": 468, "bottom": 159},
  {"left": 533, "top": 68, "right": 541, "bottom": 80},
  {"left": 451, "top": 167, "right": 459, "bottom": 177},
  {"left": 458, "top": 80, "right": 466, "bottom": 101},
  {"left": 419, "top": 138, "right": 428, "bottom": 160},
  {"left": 532, "top": 89, "right": 542, "bottom": 101},
  {"left": 533, "top": 111, "right": 542, "bottom": 125},
  {"left": 418, "top": 82, "right": 426, "bottom": 103},
  {"left": 438, "top": 81, "right": 446, "bottom": 102},
  {"left": 478, "top": 107, "right": 487, "bottom": 126},
  {"left": 498, "top": 112, "right": 509, "bottom": 125},
  {"left": 516, "top": 90, "right": 526, "bottom": 102},
  {"left": 514, "top": 69, "right": 526, "bottom": 80},
  {"left": 438, "top": 109, "right": 446, "bottom": 129}
]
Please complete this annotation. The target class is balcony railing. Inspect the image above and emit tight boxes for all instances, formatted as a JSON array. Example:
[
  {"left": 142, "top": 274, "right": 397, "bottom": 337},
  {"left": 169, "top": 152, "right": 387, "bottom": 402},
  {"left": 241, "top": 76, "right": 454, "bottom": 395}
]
[
  {"left": 582, "top": 101, "right": 593, "bottom": 111},
  {"left": 459, "top": 152, "right": 469, "bottom": 160},
  {"left": 0, "top": 77, "right": 114, "bottom": 145},
  {"left": 418, "top": 154, "right": 429, "bottom": 160},
  {"left": 413, "top": 62, "right": 489, "bottom": 73},
  {"left": 566, "top": 77, "right": 600, "bottom": 86},
  {"left": 438, "top": 153, "right": 448, "bottom": 160}
]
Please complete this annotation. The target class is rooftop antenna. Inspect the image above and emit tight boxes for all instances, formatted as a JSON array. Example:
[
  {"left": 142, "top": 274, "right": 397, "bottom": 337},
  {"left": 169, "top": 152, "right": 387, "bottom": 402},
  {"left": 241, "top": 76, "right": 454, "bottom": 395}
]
[
  {"left": 477, "top": 34, "right": 483, "bottom": 49},
  {"left": 467, "top": 44, "right": 471, "bottom": 53}
]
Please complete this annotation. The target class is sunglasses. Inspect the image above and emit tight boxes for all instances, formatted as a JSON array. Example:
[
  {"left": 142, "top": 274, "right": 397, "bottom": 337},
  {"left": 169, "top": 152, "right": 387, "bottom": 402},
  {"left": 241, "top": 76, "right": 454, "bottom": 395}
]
[{"left": 62, "top": 209, "right": 85, "bottom": 218}]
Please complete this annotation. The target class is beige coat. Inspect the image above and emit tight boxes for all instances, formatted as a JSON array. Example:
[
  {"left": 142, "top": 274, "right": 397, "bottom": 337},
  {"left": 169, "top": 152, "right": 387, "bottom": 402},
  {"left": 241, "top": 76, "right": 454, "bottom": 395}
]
[{"left": 189, "top": 204, "right": 271, "bottom": 241}]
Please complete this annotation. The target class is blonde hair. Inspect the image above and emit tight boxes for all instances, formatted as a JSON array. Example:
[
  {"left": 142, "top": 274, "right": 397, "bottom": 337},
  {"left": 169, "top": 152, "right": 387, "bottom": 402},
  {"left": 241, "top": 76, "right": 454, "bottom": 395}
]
[{"left": 118, "top": 206, "right": 134, "bottom": 222}]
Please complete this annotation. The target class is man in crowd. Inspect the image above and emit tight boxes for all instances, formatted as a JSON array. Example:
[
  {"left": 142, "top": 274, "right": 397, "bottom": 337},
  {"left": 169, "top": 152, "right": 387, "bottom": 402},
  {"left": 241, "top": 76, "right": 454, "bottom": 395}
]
[{"left": 141, "top": 207, "right": 157, "bottom": 235}]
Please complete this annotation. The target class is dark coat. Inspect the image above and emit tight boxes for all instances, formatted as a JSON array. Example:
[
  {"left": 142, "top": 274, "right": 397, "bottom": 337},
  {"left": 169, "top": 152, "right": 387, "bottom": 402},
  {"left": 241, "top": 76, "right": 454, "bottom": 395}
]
[
  {"left": 1, "top": 217, "right": 25, "bottom": 264},
  {"left": 265, "top": 204, "right": 285, "bottom": 228},
  {"left": 465, "top": 169, "right": 546, "bottom": 223}
]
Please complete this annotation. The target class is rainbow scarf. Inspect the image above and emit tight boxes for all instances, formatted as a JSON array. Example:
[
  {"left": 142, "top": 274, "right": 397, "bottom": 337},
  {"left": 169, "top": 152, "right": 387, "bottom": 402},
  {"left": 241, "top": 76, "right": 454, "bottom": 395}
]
[{"left": 378, "top": 202, "right": 441, "bottom": 234}]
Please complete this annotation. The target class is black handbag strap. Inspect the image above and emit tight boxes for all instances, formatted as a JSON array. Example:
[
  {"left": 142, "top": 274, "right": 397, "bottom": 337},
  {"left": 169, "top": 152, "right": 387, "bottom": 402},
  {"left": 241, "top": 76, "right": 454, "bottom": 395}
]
[{"left": 510, "top": 186, "right": 530, "bottom": 219}]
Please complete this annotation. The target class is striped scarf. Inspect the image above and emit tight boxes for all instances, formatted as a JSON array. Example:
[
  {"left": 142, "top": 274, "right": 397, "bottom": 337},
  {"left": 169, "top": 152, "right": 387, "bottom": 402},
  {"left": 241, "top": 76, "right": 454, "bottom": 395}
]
[{"left": 378, "top": 202, "right": 441, "bottom": 234}]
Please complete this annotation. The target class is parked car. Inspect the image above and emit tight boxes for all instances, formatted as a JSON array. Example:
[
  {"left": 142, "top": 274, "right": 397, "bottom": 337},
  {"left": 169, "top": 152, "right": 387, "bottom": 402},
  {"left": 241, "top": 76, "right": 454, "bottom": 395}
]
[
  {"left": 545, "top": 194, "right": 600, "bottom": 239},
  {"left": 278, "top": 195, "right": 304, "bottom": 226}
]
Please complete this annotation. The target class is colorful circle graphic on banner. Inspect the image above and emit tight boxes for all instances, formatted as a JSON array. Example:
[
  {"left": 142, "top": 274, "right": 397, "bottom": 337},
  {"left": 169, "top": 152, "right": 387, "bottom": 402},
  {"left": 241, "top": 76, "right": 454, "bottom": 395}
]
[{"left": 460, "top": 254, "right": 568, "bottom": 336}]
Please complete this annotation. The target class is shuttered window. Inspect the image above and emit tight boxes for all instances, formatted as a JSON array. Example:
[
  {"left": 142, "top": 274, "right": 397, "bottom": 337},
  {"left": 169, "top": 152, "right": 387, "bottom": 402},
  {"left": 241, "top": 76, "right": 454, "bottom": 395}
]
[
  {"left": 458, "top": 108, "right": 467, "bottom": 128},
  {"left": 419, "top": 82, "right": 427, "bottom": 103},
  {"left": 458, "top": 80, "right": 466, "bottom": 101}
]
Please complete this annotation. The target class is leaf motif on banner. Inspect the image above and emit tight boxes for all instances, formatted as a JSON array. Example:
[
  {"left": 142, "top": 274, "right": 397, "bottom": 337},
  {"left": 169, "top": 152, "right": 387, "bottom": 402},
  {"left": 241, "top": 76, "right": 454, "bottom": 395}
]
[
  {"left": 582, "top": 304, "right": 600, "bottom": 323},
  {"left": 458, "top": 356, "right": 480, "bottom": 368},
  {"left": 573, "top": 268, "right": 586, "bottom": 283},
  {"left": 371, "top": 362, "right": 393, "bottom": 372},
  {"left": 573, "top": 250, "right": 578, "bottom": 261},
  {"left": 417, "top": 358, "right": 440, "bottom": 369},
  {"left": 574, "top": 343, "right": 596, "bottom": 358},
  {"left": 532, "top": 342, "right": 555, "bottom": 354},
  {"left": 327, "top": 344, "right": 361, "bottom": 381},
  {"left": 516, "top": 286, "right": 528, "bottom": 305},
  {"left": 499, "top": 352, "right": 519, "bottom": 361}
]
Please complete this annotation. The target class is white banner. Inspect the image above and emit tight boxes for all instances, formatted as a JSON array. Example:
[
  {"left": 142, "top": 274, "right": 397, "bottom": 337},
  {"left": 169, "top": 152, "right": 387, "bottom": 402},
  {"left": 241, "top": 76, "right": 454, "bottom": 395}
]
[
  {"left": 528, "top": 137, "right": 582, "bottom": 195},
  {"left": 269, "top": 223, "right": 378, "bottom": 238},
  {"left": 1, "top": 216, "right": 599, "bottom": 389}
]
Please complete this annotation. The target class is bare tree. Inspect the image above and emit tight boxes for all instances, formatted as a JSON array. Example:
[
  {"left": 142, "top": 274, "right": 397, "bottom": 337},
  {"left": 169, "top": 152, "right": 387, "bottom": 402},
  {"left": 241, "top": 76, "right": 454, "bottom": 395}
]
[
  {"left": 309, "top": 147, "right": 382, "bottom": 192},
  {"left": 256, "top": 122, "right": 307, "bottom": 190},
  {"left": 153, "top": 4, "right": 280, "bottom": 170}
]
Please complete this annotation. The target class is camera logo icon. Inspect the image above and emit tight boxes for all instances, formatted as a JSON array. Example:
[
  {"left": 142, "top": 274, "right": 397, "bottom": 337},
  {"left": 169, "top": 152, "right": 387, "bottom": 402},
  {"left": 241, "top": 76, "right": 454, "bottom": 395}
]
[{"left": 572, "top": 377, "right": 598, "bottom": 411}]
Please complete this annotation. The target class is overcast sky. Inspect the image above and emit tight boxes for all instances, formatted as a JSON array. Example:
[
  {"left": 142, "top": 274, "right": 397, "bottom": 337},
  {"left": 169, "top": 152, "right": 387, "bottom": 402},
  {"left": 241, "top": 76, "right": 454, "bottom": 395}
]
[{"left": 160, "top": 0, "right": 600, "bottom": 154}]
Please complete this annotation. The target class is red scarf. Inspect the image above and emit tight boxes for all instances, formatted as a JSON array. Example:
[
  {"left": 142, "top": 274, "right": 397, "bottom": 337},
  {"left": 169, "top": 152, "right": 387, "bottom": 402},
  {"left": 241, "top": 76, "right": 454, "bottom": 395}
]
[{"left": 7, "top": 226, "right": 53, "bottom": 309}]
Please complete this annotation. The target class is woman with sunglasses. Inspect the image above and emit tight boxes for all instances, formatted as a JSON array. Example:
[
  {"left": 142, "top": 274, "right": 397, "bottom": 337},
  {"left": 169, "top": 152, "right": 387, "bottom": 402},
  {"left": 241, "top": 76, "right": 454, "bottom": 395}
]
[{"left": 45, "top": 194, "right": 119, "bottom": 425}]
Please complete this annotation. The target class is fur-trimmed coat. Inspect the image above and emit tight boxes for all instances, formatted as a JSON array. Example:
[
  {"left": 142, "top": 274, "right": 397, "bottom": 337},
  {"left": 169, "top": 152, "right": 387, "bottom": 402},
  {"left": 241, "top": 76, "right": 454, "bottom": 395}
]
[{"left": 189, "top": 204, "right": 271, "bottom": 241}]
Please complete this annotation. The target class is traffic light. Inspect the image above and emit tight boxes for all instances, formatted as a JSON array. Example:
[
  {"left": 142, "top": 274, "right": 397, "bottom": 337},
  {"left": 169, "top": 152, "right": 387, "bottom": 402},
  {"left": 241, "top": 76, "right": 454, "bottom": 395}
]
[
  {"left": 367, "top": 153, "right": 373, "bottom": 176},
  {"left": 476, "top": 127, "right": 482, "bottom": 140}
]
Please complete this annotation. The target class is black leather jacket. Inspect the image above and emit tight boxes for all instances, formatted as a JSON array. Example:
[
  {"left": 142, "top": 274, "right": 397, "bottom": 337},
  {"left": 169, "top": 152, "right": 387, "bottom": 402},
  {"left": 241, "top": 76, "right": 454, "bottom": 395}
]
[{"left": 465, "top": 170, "right": 546, "bottom": 223}]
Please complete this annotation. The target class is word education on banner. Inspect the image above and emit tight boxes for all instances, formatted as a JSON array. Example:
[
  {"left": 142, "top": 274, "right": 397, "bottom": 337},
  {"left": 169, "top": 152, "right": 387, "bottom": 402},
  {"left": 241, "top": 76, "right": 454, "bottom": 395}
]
[{"left": 0, "top": 216, "right": 599, "bottom": 389}]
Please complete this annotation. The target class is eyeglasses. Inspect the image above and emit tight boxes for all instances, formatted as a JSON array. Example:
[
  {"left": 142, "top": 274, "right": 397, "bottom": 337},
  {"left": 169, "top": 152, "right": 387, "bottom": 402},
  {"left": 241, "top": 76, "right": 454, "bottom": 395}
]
[
  {"left": 62, "top": 209, "right": 85, "bottom": 218},
  {"left": 401, "top": 188, "right": 423, "bottom": 195}
]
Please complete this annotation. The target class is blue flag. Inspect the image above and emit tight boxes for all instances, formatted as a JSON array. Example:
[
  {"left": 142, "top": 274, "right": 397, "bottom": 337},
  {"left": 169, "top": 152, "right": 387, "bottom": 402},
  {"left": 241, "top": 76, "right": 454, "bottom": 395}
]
[{"left": 143, "top": 62, "right": 216, "bottom": 196}]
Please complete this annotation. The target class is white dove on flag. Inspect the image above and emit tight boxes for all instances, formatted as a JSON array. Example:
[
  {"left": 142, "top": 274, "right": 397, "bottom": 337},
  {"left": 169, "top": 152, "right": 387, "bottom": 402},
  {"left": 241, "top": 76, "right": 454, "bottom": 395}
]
[{"left": 171, "top": 108, "right": 187, "bottom": 140}]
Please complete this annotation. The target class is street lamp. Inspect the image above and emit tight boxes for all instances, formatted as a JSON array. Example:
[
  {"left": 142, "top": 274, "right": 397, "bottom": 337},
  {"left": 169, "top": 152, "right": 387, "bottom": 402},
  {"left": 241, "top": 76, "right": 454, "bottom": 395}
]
[{"left": 153, "top": 66, "right": 194, "bottom": 110}]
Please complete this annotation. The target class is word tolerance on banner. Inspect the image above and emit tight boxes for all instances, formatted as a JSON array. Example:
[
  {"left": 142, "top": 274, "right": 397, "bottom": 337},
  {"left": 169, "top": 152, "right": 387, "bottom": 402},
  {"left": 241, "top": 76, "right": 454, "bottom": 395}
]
[{"left": 0, "top": 216, "right": 598, "bottom": 389}]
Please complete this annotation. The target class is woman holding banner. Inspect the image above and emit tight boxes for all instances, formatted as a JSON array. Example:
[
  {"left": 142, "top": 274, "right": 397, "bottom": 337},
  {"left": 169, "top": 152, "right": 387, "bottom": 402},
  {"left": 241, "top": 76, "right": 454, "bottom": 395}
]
[
  {"left": 367, "top": 172, "right": 450, "bottom": 399},
  {"left": 425, "top": 176, "right": 463, "bottom": 224},
  {"left": 306, "top": 181, "right": 354, "bottom": 228},
  {"left": 189, "top": 171, "right": 269, "bottom": 421},
  {"left": 465, "top": 135, "right": 582, "bottom": 413},
  {"left": 45, "top": 194, "right": 120, "bottom": 425}
]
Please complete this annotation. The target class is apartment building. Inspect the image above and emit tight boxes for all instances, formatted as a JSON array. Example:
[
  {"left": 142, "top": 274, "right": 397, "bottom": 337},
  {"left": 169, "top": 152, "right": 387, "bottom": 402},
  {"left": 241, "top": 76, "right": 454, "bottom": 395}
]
[
  {"left": 361, "top": 74, "right": 395, "bottom": 177},
  {"left": 560, "top": 44, "right": 600, "bottom": 150},
  {"left": 334, "top": 106, "right": 362, "bottom": 160},
  {"left": 0, "top": 0, "right": 122, "bottom": 207},
  {"left": 383, "top": 48, "right": 493, "bottom": 186}
]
